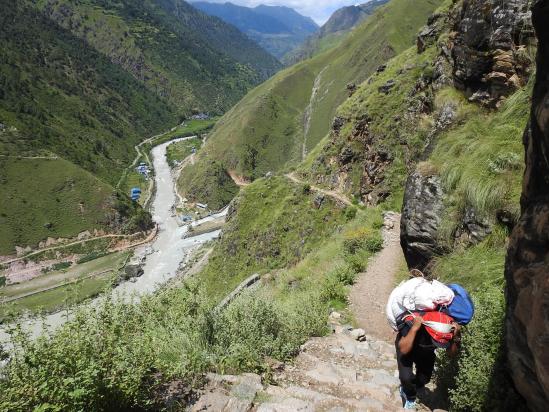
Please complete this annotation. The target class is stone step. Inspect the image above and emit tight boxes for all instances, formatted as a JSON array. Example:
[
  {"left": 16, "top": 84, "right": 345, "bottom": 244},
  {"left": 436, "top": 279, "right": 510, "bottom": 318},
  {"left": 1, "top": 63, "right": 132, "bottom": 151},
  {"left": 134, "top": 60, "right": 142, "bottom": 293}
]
[{"left": 260, "top": 384, "right": 399, "bottom": 412}]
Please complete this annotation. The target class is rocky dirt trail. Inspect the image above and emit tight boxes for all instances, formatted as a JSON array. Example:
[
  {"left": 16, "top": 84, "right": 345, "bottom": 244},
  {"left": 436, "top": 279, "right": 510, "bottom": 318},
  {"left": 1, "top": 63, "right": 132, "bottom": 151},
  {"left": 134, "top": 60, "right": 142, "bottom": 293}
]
[
  {"left": 285, "top": 173, "right": 353, "bottom": 207},
  {"left": 349, "top": 212, "right": 403, "bottom": 343},
  {"left": 191, "top": 213, "right": 448, "bottom": 411}
]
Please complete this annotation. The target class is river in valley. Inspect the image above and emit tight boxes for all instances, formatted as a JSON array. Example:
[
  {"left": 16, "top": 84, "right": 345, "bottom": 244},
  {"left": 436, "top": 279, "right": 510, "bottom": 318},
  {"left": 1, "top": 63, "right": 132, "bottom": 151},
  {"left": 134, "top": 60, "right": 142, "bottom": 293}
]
[{"left": 0, "top": 137, "right": 224, "bottom": 344}]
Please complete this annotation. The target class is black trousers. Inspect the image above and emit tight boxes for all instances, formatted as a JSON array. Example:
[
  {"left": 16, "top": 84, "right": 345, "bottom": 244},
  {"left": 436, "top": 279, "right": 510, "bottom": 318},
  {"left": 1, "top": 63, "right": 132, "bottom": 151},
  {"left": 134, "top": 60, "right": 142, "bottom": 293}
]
[{"left": 395, "top": 335, "right": 436, "bottom": 399}]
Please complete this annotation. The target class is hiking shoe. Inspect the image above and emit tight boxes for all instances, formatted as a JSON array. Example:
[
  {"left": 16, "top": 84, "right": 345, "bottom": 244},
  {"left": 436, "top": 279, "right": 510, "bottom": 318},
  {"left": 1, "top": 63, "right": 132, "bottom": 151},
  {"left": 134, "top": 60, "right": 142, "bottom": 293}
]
[{"left": 399, "top": 386, "right": 417, "bottom": 410}]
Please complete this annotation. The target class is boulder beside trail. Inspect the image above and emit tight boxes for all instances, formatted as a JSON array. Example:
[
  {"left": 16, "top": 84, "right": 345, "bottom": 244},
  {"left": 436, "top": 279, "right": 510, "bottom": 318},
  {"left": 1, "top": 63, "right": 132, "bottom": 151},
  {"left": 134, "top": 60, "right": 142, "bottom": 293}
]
[{"left": 400, "top": 171, "right": 445, "bottom": 272}]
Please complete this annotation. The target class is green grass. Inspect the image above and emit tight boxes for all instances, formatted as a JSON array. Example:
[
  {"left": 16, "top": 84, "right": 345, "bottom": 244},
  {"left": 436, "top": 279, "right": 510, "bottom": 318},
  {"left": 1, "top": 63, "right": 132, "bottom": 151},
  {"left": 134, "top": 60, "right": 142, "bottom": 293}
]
[
  {"left": 1, "top": 252, "right": 128, "bottom": 300},
  {"left": 431, "top": 84, "right": 531, "bottom": 236},
  {"left": 431, "top": 230, "right": 508, "bottom": 291},
  {"left": 196, "top": 176, "right": 353, "bottom": 300},
  {"left": 154, "top": 118, "right": 217, "bottom": 144},
  {"left": 0, "top": 158, "right": 114, "bottom": 255},
  {"left": 0, "top": 274, "right": 115, "bottom": 322},
  {"left": 300, "top": 42, "right": 439, "bottom": 202},
  {"left": 166, "top": 138, "right": 202, "bottom": 167},
  {"left": 119, "top": 169, "right": 151, "bottom": 207},
  {"left": 178, "top": 161, "right": 240, "bottom": 211},
  {"left": 264, "top": 207, "right": 384, "bottom": 311},
  {"left": 179, "top": 0, "right": 443, "bottom": 208},
  {"left": 0, "top": 251, "right": 129, "bottom": 320}
]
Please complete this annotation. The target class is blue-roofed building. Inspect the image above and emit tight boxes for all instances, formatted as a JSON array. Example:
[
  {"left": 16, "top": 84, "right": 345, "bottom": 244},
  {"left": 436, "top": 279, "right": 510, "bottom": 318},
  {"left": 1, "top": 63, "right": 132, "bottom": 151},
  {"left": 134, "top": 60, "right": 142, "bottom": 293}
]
[{"left": 131, "top": 188, "right": 142, "bottom": 201}]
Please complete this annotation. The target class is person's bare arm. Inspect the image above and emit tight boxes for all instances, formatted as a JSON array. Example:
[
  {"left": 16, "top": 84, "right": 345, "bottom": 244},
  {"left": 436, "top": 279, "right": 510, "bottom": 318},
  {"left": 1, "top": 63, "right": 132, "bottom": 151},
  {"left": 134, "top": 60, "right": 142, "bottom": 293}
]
[
  {"left": 398, "top": 316, "right": 422, "bottom": 355},
  {"left": 447, "top": 323, "right": 462, "bottom": 357}
]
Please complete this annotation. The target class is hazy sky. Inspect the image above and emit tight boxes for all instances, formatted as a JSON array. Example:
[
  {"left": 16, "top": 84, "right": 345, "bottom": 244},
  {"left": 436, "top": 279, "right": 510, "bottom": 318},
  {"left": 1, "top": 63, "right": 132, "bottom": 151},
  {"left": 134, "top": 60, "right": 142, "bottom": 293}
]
[{"left": 193, "top": 1, "right": 367, "bottom": 25}]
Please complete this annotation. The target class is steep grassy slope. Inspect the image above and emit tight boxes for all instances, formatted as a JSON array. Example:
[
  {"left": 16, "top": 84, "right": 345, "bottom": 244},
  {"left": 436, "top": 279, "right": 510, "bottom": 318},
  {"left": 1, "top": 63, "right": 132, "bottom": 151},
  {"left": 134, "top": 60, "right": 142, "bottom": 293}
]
[
  {"left": 297, "top": 0, "right": 534, "bottom": 408},
  {"left": 302, "top": 9, "right": 531, "bottom": 228},
  {"left": 0, "top": 1, "right": 177, "bottom": 184},
  {"left": 179, "top": 0, "right": 442, "bottom": 208},
  {"left": 36, "top": 0, "right": 281, "bottom": 114},
  {"left": 196, "top": 176, "right": 350, "bottom": 299},
  {"left": 300, "top": 45, "right": 439, "bottom": 203},
  {"left": 0, "top": 157, "right": 150, "bottom": 255},
  {"left": 0, "top": 1, "right": 171, "bottom": 253}
]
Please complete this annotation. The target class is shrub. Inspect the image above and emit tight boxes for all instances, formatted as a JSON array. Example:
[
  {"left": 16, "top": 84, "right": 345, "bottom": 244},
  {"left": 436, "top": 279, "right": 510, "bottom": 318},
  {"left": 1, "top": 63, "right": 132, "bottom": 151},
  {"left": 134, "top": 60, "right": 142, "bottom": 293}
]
[
  {"left": 331, "top": 265, "right": 356, "bottom": 286},
  {"left": 0, "top": 282, "right": 328, "bottom": 411},
  {"left": 320, "top": 273, "right": 349, "bottom": 305},
  {"left": 344, "top": 249, "right": 370, "bottom": 272},
  {"left": 344, "top": 206, "right": 357, "bottom": 221},
  {"left": 0, "top": 276, "right": 6, "bottom": 287},
  {"left": 0, "top": 299, "right": 157, "bottom": 411},
  {"left": 435, "top": 286, "right": 524, "bottom": 412},
  {"left": 343, "top": 228, "right": 383, "bottom": 254},
  {"left": 213, "top": 294, "right": 324, "bottom": 372},
  {"left": 77, "top": 251, "right": 108, "bottom": 264},
  {"left": 51, "top": 261, "right": 72, "bottom": 271}
]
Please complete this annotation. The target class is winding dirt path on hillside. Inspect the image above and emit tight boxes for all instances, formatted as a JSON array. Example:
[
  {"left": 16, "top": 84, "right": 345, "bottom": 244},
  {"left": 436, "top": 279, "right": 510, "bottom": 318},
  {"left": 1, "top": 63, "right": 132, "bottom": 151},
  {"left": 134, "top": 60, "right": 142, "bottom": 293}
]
[
  {"left": 349, "top": 212, "right": 403, "bottom": 343},
  {"left": 285, "top": 172, "right": 353, "bottom": 206}
]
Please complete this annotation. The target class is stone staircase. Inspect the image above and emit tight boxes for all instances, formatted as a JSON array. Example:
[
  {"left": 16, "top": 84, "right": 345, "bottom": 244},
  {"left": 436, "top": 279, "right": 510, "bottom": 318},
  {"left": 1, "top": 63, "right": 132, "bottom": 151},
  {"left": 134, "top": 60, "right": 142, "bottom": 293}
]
[{"left": 191, "top": 329, "right": 408, "bottom": 411}]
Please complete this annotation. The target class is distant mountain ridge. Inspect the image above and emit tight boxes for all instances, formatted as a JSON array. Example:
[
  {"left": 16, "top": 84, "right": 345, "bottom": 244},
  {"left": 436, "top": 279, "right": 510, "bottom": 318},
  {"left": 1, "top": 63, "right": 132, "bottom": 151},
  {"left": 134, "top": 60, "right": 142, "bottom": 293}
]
[
  {"left": 191, "top": 1, "right": 319, "bottom": 59},
  {"left": 320, "top": 0, "right": 390, "bottom": 35},
  {"left": 284, "top": 0, "right": 390, "bottom": 65}
]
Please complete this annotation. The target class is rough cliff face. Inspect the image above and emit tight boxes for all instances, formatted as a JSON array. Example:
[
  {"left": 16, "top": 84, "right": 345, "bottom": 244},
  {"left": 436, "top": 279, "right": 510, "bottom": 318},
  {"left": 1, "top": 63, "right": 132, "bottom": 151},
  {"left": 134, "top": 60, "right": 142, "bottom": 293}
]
[
  {"left": 401, "top": 0, "right": 534, "bottom": 271},
  {"left": 505, "top": 1, "right": 549, "bottom": 410},
  {"left": 452, "top": 0, "right": 534, "bottom": 106}
]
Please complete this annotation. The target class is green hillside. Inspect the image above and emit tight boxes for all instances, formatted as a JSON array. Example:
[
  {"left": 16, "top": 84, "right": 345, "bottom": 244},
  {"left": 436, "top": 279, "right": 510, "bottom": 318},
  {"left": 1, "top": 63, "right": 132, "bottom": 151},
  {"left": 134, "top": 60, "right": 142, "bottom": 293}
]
[
  {"left": 0, "top": 157, "right": 150, "bottom": 255},
  {"left": 0, "top": 1, "right": 169, "bottom": 253},
  {"left": 179, "top": 0, "right": 442, "bottom": 209},
  {"left": 0, "top": 0, "right": 177, "bottom": 184},
  {"left": 196, "top": 176, "right": 350, "bottom": 299},
  {"left": 0, "top": 0, "right": 283, "bottom": 254},
  {"left": 36, "top": 0, "right": 281, "bottom": 114}
]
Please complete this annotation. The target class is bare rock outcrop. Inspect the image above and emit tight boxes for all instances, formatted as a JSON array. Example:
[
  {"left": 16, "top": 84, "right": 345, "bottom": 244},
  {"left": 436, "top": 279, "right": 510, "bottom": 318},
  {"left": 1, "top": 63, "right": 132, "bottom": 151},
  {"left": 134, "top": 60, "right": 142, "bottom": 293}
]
[
  {"left": 451, "top": 0, "right": 534, "bottom": 106},
  {"left": 504, "top": 1, "right": 549, "bottom": 410},
  {"left": 400, "top": 170, "right": 446, "bottom": 272}
]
